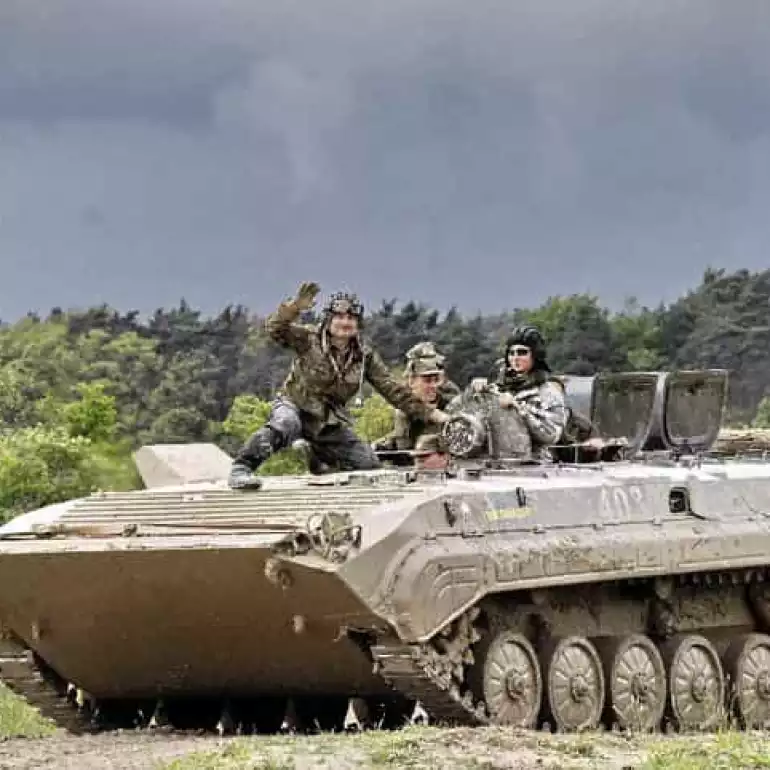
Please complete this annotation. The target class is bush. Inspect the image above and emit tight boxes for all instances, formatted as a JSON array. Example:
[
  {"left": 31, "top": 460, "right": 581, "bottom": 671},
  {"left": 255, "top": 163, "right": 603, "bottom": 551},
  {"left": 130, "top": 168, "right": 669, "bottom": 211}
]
[
  {"left": 350, "top": 393, "right": 395, "bottom": 441},
  {"left": 0, "top": 385, "right": 140, "bottom": 521},
  {"left": 0, "top": 427, "right": 100, "bottom": 520},
  {"left": 63, "top": 381, "right": 118, "bottom": 441}
]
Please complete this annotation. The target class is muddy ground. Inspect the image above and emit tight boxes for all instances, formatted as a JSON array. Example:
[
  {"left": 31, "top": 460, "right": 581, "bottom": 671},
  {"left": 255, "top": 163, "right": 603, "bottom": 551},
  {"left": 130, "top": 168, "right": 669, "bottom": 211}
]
[
  {"left": 0, "top": 731, "right": 213, "bottom": 770},
  {"left": 0, "top": 726, "right": 768, "bottom": 770}
]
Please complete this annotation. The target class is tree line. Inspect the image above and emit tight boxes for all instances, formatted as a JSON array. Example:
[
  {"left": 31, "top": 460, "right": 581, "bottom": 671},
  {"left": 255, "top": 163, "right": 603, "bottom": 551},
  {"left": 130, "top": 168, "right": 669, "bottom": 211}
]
[{"left": 1, "top": 267, "right": 769, "bottom": 520}]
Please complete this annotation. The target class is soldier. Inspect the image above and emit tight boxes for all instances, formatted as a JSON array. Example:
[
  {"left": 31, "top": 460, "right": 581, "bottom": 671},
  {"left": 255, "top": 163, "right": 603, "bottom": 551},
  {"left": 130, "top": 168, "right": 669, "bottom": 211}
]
[
  {"left": 404, "top": 341, "right": 461, "bottom": 408},
  {"left": 472, "top": 325, "right": 568, "bottom": 458},
  {"left": 373, "top": 342, "right": 458, "bottom": 454},
  {"left": 228, "top": 282, "right": 449, "bottom": 489}
]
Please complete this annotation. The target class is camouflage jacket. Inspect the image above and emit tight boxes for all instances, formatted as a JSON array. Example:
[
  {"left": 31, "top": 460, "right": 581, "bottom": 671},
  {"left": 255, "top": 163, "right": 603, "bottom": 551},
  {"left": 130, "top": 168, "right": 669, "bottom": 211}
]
[
  {"left": 493, "top": 368, "right": 567, "bottom": 449},
  {"left": 265, "top": 301, "right": 435, "bottom": 432},
  {"left": 374, "top": 379, "right": 461, "bottom": 452}
]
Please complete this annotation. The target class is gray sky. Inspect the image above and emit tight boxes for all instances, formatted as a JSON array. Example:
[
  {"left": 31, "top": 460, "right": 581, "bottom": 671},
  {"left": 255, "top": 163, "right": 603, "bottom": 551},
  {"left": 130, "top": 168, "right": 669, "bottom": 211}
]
[{"left": 2, "top": 0, "right": 770, "bottom": 321}]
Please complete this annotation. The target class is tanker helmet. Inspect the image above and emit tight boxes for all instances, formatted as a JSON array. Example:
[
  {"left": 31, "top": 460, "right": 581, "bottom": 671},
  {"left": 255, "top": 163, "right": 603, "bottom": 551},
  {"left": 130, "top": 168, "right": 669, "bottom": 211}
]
[
  {"left": 323, "top": 292, "right": 364, "bottom": 320},
  {"left": 505, "top": 325, "right": 549, "bottom": 371}
]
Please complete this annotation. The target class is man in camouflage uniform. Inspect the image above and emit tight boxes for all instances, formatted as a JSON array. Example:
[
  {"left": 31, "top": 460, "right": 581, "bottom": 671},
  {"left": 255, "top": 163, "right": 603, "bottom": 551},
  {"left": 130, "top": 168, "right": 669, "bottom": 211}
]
[
  {"left": 229, "top": 282, "right": 449, "bottom": 489},
  {"left": 422, "top": 342, "right": 462, "bottom": 407},
  {"left": 471, "top": 325, "right": 568, "bottom": 459},
  {"left": 373, "top": 341, "right": 460, "bottom": 454}
]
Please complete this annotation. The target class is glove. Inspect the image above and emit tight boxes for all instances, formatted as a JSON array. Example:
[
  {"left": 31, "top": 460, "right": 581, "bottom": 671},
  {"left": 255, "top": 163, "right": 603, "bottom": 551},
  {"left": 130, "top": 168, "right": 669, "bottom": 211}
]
[
  {"left": 498, "top": 392, "right": 516, "bottom": 408},
  {"left": 470, "top": 377, "right": 488, "bottom": 392},
  {"left": 294, "top": 281, "right": 320, "bottom": 311}
]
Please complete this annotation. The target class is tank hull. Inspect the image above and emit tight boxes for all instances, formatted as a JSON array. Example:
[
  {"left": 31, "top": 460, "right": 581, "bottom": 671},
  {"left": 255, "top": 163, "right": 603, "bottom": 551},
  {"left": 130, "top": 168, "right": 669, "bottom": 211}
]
[{"left": 0, "top": 539, "right": 384, "bottom": 699}]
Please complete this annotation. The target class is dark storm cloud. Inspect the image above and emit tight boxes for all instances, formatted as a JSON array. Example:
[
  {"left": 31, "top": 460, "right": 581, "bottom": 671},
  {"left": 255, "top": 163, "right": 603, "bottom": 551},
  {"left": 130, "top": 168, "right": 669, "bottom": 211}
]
[{"left": 2, "top": 0, "right": 770, "bottom": 320}]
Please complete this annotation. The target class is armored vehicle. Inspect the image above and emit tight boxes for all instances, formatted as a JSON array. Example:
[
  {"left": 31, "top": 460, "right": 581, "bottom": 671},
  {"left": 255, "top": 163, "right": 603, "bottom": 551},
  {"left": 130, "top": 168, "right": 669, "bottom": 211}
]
[{"left": 2, "top": 368, "right": 770, "bottom": 736}]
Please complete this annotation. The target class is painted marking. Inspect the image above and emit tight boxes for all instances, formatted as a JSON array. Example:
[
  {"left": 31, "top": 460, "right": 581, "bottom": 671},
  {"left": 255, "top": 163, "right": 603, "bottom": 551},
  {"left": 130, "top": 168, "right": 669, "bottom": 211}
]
[
  {"left": 600, "top": 484, "right": 644, "bottom": 522},
  {"left": 486, "top": 506, "right": 534, "bottom": 521}
]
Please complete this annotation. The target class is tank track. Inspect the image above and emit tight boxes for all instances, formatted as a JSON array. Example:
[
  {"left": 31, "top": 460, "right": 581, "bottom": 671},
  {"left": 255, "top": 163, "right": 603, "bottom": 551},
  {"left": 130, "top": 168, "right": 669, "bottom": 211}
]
[
  {"left": 0, "top": 635, "right": 94, "bottom": 734},
  {"left": 369, "top": 568, "right": 770, "bottom": 732},
  {"left": 369, "top": 607, "right": 490, "bottom": 727}
]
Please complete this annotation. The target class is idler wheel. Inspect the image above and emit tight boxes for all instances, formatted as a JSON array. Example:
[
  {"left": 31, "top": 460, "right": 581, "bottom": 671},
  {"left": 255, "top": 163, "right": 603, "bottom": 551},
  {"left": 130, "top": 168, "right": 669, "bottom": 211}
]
[
  {"left": 541, "top": 636, "right": 605, "bottom": 732},
  {"left": 661, "top": 634, "right": 725, "bottom": 731},
  {"left": 723, "top": 633, "right": 770, "bottom": 729},
  {"left": 479, "top": 631, "right": 543, "bottom": 728},
  {"left": 597, "top": 634, "right": 666, "bottom": 732}
]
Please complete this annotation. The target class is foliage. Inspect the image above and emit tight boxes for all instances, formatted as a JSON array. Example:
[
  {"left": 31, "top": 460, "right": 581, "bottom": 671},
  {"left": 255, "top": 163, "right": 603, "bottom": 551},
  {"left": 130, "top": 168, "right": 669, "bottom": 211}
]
[
  {"left": 351, "top": 393, "right": 395, "bottom": 442},
  {"left": 0, "top": 685, "right": 56, "bottom": 739},
  {"left": 2, "top": 267, "right": 770, "bottom": 518},
  {"left": 63, "top": 381, "right": 118, "bottom": 441},
  {"left": 0, "top": 426, "right": 135, "bottom": 522},
  {"left": 0, "top": 383, "right": 138, "bottom": 521}
]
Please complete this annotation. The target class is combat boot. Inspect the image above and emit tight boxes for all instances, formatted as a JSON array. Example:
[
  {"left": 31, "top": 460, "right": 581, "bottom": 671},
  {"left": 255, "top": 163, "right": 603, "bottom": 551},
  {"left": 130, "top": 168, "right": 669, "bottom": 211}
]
[{"left": 228, "top": 462, "right": 263, "bottom": 490}]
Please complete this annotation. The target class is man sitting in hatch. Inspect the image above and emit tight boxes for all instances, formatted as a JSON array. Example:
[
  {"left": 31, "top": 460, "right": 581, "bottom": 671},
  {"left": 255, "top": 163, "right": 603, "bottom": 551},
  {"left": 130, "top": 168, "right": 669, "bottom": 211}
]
[
  {"left": 472, "top": 325, "right": 569, "bottom": 459},
  {"left": 372, "top": 341, "right": 459, "bottom": 462}
]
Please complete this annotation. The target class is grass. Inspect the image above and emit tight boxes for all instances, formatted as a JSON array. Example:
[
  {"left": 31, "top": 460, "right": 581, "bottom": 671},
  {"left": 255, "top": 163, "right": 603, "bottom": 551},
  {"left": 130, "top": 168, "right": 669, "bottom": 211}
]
[
  {"left": 153, "top": 727, "right": 770, "bottom": 770},
  {"left": 642, "top": 731, "right": 770, "bottom": 770},
  {"left": 0, "top": 683, "right": 56, "bottom": 740}
]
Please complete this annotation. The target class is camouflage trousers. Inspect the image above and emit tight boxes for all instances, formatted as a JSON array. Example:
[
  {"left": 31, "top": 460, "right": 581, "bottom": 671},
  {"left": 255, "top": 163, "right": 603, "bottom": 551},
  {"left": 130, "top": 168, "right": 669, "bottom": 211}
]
[{"left": 234, "top": 397, "right": 382, "bottom": 473}]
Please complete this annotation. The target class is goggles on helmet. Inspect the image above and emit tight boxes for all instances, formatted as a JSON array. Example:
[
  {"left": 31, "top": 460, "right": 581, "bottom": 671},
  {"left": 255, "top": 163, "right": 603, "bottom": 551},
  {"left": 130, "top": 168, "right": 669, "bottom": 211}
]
[{"left": 325, "top": 293, "right": 363, "bottom": 317}]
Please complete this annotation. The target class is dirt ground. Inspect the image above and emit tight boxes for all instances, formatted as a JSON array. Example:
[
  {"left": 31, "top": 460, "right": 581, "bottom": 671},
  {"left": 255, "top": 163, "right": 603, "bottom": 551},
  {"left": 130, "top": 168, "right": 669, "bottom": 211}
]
[
  {"left": 0, "top": 731, "right": 216, "bottom": 770},
  {"left": 0, "top": 725, "right": 767, "bottom": 770}
]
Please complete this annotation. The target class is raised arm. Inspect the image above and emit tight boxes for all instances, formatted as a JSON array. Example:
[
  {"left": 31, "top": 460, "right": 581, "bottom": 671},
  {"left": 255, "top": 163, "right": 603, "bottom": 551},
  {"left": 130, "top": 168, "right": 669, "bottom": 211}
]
[{"left": 264, "top": 282, "right": 319, "bottom": 353}]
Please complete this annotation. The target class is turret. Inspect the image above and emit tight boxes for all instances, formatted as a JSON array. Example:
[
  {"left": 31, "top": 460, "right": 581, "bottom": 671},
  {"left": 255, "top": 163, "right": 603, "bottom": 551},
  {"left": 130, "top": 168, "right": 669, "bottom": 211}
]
[{"left": 376, "top": 369, "right": 730, "bottom": 470}]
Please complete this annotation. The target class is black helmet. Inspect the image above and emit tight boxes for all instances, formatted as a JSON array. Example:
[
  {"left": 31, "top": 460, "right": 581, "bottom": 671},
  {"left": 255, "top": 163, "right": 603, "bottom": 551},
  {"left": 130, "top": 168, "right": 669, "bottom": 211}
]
[
  {"left": 505, "top": 325, "right": 549, "bottom": 370},
  {"left": 323, "top": 292, "right": 364, "bottom": 320}
]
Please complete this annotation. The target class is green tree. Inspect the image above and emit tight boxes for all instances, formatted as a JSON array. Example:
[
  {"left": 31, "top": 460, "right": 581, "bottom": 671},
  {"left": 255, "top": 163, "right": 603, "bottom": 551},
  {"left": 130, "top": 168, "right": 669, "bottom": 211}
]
[
  {"left": 63, "top": 382, "right": 118, "bottom": 442},
  {"left": 0, "top": 426, "right": 137, "bottom": 522},
  {"left": 0, "top": 363, "right": 48, "bottom": 428},
  {"left": 612, "top": 298, "right": 664, "bottom": 370},
  {"left": 516, "top": 295, "right": 622, "bottom": 374}
]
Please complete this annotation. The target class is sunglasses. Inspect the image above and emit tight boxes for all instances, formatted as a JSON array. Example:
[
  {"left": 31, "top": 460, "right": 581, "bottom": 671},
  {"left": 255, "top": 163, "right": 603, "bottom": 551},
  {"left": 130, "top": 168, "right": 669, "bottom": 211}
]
[{"left": 509, "top": 346, "right": 531, "bottom": 356}]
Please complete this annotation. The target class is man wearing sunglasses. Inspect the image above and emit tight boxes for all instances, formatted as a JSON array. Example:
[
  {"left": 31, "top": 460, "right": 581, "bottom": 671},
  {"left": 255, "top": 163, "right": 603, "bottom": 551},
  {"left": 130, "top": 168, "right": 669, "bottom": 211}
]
[
  {"left": 228, "top": 282, "right": 450, "bottom": 489},
  {"left": 472, "top": 325, "right": 568, "bottom": 459}
]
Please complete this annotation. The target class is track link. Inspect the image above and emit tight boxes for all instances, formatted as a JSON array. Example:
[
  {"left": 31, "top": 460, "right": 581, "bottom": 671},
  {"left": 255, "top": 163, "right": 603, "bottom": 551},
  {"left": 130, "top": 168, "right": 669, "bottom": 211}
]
[
  {"left": 370, "top": 642, "right": 488, "bottom": 726},
  {"left": 369, "top": 608, "right": 489, "bottom": 727},
  {"left": 0, "top": 636, "right": 93, "bottom": 733}
]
